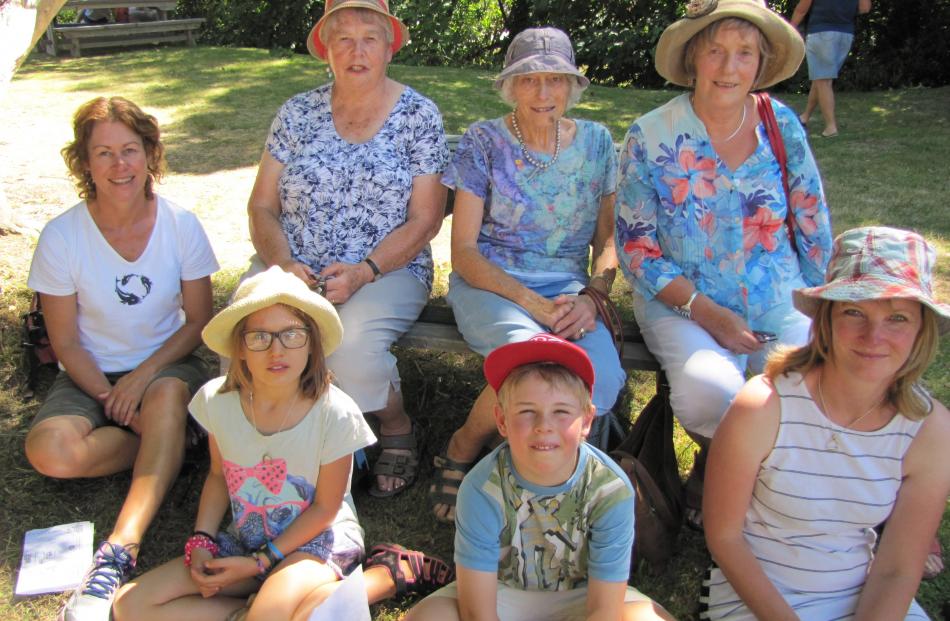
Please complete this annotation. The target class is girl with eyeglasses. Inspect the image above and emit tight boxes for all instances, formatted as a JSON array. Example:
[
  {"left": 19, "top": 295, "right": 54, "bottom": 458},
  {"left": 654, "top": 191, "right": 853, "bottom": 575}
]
[{"left": 113, "top": 266, "right": 454, "bottom": 620}]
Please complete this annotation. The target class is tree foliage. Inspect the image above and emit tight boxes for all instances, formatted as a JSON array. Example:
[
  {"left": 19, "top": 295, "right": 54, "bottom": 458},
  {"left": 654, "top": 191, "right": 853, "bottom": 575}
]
[{"left": 182, "top": 0, "right": 950, "bottom": 89}]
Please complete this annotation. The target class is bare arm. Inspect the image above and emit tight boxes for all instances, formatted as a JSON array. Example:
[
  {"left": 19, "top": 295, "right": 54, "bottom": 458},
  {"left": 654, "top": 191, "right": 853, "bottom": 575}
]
[
  {"left": 456, "top": 565, "right": 500, "bottom": 621},
  {"left": 108, "top": 276, "right": 213, "bottom": 427},
  {"left": 190, "top": 435, "right": 234, "bottom": 595},
  {"left": 450, "top": 188, "right": 572, "bottom": 330},
  {"left": 41, "top": 292, "right": 112, "bottom": 402},
  {"left": 322, "top": 173, "right": 446, "bottom": 304},
  {"left": 247, "top": 151, "right": 318, "bottom": 286},
  {"left": 270, "top": 454, "right": 352, "bottom": 557},
  {"left": 853, "top": 401, "right": 950, "bottom": 620},
  {"left": 704, "top": 376, "right": 799, "bottom": 621},
  {"left": 790, "top": 0, "right": 813, "bottom": 27}
]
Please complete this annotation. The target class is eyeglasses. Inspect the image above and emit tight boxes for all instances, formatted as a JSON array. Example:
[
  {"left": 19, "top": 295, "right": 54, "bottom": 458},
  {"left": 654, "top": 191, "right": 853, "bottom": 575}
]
[{"left": 242, "top": 327, "right": 311, "bottom": 351}]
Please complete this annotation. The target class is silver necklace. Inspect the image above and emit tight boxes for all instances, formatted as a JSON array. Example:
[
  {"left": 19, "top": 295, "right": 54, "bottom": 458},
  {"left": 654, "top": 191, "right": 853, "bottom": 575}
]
[
  {"left": 248, "top": 390, "right": 300, "bottom": 462},
  {"left": 711, "top": 101, "right": 747, "bottom": 143},
  {"left": 817, "top": 371, "right": 882, "bottom": 451},
  {"left": 510, "top": 111, "right": 561, "bottom": 170}
]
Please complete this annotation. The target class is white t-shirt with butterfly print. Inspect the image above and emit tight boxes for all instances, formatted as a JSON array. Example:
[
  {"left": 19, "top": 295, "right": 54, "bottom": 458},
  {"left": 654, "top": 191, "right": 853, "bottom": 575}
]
[{"left": 27, "top": 197, "right": 219, "bottom": 372}]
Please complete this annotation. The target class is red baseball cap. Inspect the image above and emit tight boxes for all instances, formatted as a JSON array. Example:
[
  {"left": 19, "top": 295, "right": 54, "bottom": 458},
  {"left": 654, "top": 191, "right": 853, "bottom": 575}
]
[{"left": 484, "top": 333, "right": 595, "bottom": 396}]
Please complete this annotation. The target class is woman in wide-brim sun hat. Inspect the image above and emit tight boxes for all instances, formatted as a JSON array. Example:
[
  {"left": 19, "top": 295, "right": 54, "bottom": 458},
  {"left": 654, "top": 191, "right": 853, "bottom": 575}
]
[
  {"left": 243, "top": 0, "right": 450, "bottom": 499},
  {"left": 703, "top": 226, "right": 950, "bottom": 620},
  {"left": 614, "top": 0, "right": 834, "bottom": 529}
]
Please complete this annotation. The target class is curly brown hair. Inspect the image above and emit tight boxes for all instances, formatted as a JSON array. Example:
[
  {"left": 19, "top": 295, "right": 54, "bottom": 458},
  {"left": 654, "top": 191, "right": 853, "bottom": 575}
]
[{"left": 61, "top": 96, "right": 166, "bottom": 200}]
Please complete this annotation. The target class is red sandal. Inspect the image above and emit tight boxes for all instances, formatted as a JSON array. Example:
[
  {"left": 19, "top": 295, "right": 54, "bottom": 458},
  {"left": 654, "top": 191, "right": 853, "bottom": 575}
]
[{"left": 365, "top": 543, "right": 455, "bottom": 597}]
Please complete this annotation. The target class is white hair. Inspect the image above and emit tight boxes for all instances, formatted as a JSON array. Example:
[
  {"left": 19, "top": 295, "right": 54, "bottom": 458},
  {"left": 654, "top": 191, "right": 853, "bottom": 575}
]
[{"left": 498, "top": 74, "right": 586, "bottom": 110}]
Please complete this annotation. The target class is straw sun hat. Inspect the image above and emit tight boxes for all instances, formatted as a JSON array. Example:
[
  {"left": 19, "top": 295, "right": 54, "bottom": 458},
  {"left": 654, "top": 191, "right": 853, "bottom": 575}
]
[
  {"left": 202, "top": 266, "right": 344, "bottom": 358},
  {"left": 655, "top": 0, "right": 804, "bottom": 88},
  {"left": 307, "top": 0, "right": 409, "bottom": 61}
]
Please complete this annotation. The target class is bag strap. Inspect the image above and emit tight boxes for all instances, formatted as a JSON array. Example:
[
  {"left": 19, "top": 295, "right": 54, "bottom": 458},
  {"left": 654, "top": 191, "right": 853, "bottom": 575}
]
[
  {"left": 579, "top": 286, "right": 623, "bottom": 354},
  {"left": 754, "top": 92, "right": 797, "bottom": 253}
]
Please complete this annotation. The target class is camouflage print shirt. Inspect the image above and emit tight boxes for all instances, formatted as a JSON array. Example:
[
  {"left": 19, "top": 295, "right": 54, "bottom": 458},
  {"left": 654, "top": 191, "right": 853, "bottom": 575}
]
[{"left": 455, "top": 443, "right": 635, "bottom": 589}]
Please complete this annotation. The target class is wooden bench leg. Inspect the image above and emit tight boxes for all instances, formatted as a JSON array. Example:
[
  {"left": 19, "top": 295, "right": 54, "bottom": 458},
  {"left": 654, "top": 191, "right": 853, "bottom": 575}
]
[{"left": 70, "top": 39, "right": 81, "bottom": 58}]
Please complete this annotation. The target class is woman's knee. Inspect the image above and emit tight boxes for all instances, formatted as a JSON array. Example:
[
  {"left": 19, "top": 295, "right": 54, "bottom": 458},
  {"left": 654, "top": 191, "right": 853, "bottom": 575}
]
[
  {"left": 25, "top": 420, "right": 91, "bottom": 478},
  {"left": 138, "top": 378, "right": 190, "bottom": 432}
]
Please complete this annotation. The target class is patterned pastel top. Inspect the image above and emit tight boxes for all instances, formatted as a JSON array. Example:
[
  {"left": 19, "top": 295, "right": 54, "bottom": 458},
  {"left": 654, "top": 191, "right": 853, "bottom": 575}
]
[
  {"left": 616, "top": 94, "right": 833, "bottom": 324},
  {"left": 266, "top": 84, "right": 449, "bottom": 290},
  {"left": 188, "top": 377, "right": 376, "bottom": 551},
  {"left": 455, "top": 443, "right": 635, "bottom": 589},
  {"left": 442, "top": 117, "right": 617, "bottom": 278}
]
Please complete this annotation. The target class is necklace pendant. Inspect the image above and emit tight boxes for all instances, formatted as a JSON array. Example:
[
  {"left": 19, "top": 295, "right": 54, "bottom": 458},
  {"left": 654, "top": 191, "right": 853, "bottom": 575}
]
[{"left": 827, "top": 433, "right": 839, "bottom": 452}]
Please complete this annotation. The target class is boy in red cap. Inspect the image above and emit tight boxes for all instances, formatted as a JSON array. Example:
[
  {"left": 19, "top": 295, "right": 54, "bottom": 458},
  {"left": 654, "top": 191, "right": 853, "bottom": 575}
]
[{"left": 406, "top": 334, "right": 673, "bottom": 620}]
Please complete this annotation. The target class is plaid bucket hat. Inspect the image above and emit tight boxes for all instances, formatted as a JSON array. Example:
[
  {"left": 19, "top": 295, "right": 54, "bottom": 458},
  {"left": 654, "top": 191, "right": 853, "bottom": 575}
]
[
  {"left": 793, "top": 226, "right": 950, "bottom": 335},
  {"left": 493, "top": 27, "right": 590, "bottom": 90}
]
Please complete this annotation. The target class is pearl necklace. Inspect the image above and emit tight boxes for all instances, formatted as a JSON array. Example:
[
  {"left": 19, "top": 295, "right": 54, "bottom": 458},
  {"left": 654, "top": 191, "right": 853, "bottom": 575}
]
[
  {"left": 712, "top": 101, "right": 747, "bottom": 143},
  {"left": 510, "top": 111, "right": 561, "bottom": 170},
  {"left": 817, "top": 371, "right": 883, "bottom": 452},
  {"left": 248, "top": 390, "right": 300, "bottom": 462}
]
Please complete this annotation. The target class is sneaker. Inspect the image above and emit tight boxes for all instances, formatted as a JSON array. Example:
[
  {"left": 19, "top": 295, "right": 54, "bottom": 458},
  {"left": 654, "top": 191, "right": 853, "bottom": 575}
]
[{"left": 59, "top": 541, "right": 136, "bottom": 621}]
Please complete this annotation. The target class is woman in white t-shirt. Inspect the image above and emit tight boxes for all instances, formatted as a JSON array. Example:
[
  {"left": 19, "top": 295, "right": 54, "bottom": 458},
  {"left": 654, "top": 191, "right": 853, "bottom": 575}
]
[{"left": 25, "top": 96, "right": 219, "bottom": 621}]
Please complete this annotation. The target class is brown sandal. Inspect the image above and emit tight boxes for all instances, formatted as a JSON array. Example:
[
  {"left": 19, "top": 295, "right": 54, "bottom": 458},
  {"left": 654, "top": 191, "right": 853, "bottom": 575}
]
[
  {"left": 368, "top": 424, "right": 419, "bottom": 498},
  {"left": 428, "top": 451, "right": 472, "bottom": 524},
  {"left": 365, "top": 543, "right": 455, "bottom": 597}
]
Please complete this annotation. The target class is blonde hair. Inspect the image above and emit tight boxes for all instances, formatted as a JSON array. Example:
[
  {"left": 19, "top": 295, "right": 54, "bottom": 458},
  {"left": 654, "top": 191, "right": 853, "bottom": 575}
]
[
  {"left": 320, "top": 7, "right": 394, "bottom": 46},
  {"left": 221, "top": 304, "right": 331, "bottom": 400},
  {"left": 61, "top": 96, "right": 165, "bottom": 200},
  {"left": 496, "top": 363, "right": 593, "bottom": 412},
  {"left": 683, "top": 17, "right": 773, "bottom": 89},
  {"left": 765, "top": 299, "right": 939, "bottom": 420}
]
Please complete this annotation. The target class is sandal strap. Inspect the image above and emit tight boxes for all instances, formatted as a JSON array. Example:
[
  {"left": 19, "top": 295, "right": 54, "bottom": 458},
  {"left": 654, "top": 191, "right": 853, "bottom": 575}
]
[
  {"left": 377, "top": 427, "right": 417, "bottom": 451},
  {"left": 372, "top": 451, "right": 419, "bottom": 479},
  {"left": 366, "top": 544, "right": 455, "bottom": 597},
  {"left": 432, "top": 453, "right": 471, "bottom": 474}
]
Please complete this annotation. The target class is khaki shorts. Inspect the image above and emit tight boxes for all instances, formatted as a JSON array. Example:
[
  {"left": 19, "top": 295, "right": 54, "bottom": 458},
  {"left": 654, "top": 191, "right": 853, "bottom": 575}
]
[
  {"left": 31, "top": 354, "right": 209, "bottom": 429},
  {"left": 425, "top": 581, "right": 653, "bottom": 621}
]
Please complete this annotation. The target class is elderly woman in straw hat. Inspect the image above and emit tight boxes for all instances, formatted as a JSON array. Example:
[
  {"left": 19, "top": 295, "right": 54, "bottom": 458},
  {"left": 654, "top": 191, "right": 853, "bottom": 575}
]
[
  {"left": 430, "top": 27, "right": 627, "bottom": 523},
  {"left": 702, "top": 226, "right": 950, "bottom": 620},
  {"left": 245, "top": 0, "right": 449, "bottom": 498},
  {"left": 614, "top": 0, "right": 834, "bottom": 527}
]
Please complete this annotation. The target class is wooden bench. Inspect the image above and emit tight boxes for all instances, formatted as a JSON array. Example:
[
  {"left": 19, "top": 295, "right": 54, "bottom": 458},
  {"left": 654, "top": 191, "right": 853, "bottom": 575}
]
[
  {"left": 395, "top": 135, "right": 661, "bottom": 378},
  {"left": 46, "top": 1, "right": 204, "bottom": 57}
]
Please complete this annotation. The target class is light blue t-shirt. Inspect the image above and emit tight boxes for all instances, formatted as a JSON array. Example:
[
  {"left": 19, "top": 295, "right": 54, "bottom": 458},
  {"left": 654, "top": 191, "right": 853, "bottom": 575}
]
[{"left": 455, "top": 442, "right": 635, "bottom": 589}]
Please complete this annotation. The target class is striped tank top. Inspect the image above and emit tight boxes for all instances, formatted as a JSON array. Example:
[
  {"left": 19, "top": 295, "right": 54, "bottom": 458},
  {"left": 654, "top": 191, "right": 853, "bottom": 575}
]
[{"left": 702, "top": 371, "right": 929, "bottom": 620}]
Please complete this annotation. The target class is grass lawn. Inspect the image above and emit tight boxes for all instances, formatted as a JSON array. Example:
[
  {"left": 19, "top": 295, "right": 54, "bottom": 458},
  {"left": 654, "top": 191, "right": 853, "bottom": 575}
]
[{"left": 0, "top": 46, "right": 948, "bottom": 620}]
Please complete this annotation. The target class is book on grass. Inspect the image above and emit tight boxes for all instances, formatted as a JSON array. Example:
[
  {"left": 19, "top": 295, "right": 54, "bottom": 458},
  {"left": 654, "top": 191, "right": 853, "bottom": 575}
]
[{"left": 15, "top": 521, "right": 94, "bottom": 596}]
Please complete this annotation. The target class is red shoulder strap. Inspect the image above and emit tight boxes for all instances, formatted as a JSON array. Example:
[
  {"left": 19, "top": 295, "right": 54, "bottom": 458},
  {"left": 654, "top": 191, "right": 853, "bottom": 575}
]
[{"left": 754, "top": 92, "right": 797, "bottom": 253}]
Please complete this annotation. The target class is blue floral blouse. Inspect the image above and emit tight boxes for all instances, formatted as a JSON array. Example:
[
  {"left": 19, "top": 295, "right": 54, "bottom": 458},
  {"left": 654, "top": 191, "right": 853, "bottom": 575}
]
[
  {"left": 442, "top": 117, "right": 617, "bottom": 277},
  {"left": 615, "top": 94, "right": 833, "bottom": 323},
  {"left": 266, "top": 84, "right": 449, "bottom": 290}
]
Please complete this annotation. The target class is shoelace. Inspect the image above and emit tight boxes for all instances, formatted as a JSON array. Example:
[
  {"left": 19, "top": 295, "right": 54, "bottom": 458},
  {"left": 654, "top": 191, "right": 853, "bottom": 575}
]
[{"left": 81, "top": 546, "right": 133, "bottom": 600}]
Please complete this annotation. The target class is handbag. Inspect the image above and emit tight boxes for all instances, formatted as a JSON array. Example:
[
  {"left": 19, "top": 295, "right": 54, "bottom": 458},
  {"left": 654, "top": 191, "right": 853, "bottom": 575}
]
[
  {"left": 22, "top": 292, "right": 58, "bottom": 391},
  {"left": 753, "top": 92, "right": 797, "bottom": 253},
  {"left": 579, "top": 286, "right": 624, "bottom": 354},
  {"left": 611, "top": 375, "right": 683, "bottom": 569}
]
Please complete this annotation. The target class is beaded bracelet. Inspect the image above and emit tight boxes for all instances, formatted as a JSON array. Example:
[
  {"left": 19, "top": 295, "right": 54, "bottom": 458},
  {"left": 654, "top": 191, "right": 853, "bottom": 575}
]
[
  {"left": 183, "top": 533, "right": 219, "bottom": 567},
  {"left": 253, "top": 552, "right": 268, "bottom": 576}
]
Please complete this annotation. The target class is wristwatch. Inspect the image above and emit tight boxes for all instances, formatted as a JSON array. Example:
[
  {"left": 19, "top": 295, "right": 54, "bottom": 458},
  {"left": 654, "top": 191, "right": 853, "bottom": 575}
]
[
  {"left": 364, "top": 257, "right": 382, "bottom": 282},
  {"left": 673, "top": 290, "right": 699, "bottom": 320}
]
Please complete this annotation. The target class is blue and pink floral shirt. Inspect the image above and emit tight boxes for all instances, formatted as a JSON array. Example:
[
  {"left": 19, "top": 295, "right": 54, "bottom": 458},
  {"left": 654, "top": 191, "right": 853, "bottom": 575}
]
[
  {"left": 615, "top": 94, "right": 832, "bottom": 324},
  {"left": 443, "top": 117, "right": 617, "bottom": 278}
]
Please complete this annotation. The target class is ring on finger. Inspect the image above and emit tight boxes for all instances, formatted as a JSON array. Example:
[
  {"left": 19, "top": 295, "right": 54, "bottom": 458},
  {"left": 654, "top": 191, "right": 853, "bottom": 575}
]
[{"left": 577, "top": 328, "right": 586, "bottom": 339}]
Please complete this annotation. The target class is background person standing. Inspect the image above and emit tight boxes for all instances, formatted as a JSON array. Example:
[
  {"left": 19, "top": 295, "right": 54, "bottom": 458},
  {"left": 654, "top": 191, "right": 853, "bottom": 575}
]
[{"left": 792, "top": 0, "right": 871, "bottom": 137}]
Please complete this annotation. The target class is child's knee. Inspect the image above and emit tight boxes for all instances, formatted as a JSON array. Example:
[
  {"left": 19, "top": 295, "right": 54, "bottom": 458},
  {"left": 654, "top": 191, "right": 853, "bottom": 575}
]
[{"left": 404, "top": 595, "right": 461, "bottom": 621}]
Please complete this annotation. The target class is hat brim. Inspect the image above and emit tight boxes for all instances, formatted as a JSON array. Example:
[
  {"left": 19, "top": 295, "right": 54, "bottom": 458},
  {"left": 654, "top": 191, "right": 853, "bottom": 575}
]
[
  {"left": 202, "top": 267, "right": 344, "bottom": 358},
  {"left": 484, "top": 335, "right": 595, "bottom": 395},
  {"left": 493, "top": 55, "right": 591, "bottom": 89},
  {"left": 655, "top": 3, "right": 804, "bottom": 88},
  {"left": 307, "top": 2, "right": 409, "bottom": 61},
  {"left": 793, "top": 276, "right": 950, "bottom": 336}
]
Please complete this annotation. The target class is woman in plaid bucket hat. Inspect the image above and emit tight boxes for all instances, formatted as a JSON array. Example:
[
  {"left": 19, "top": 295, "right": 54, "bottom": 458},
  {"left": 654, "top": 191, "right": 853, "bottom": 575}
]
[{"left": 702, "top": 226, "right": 950, "bottom": 620}]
